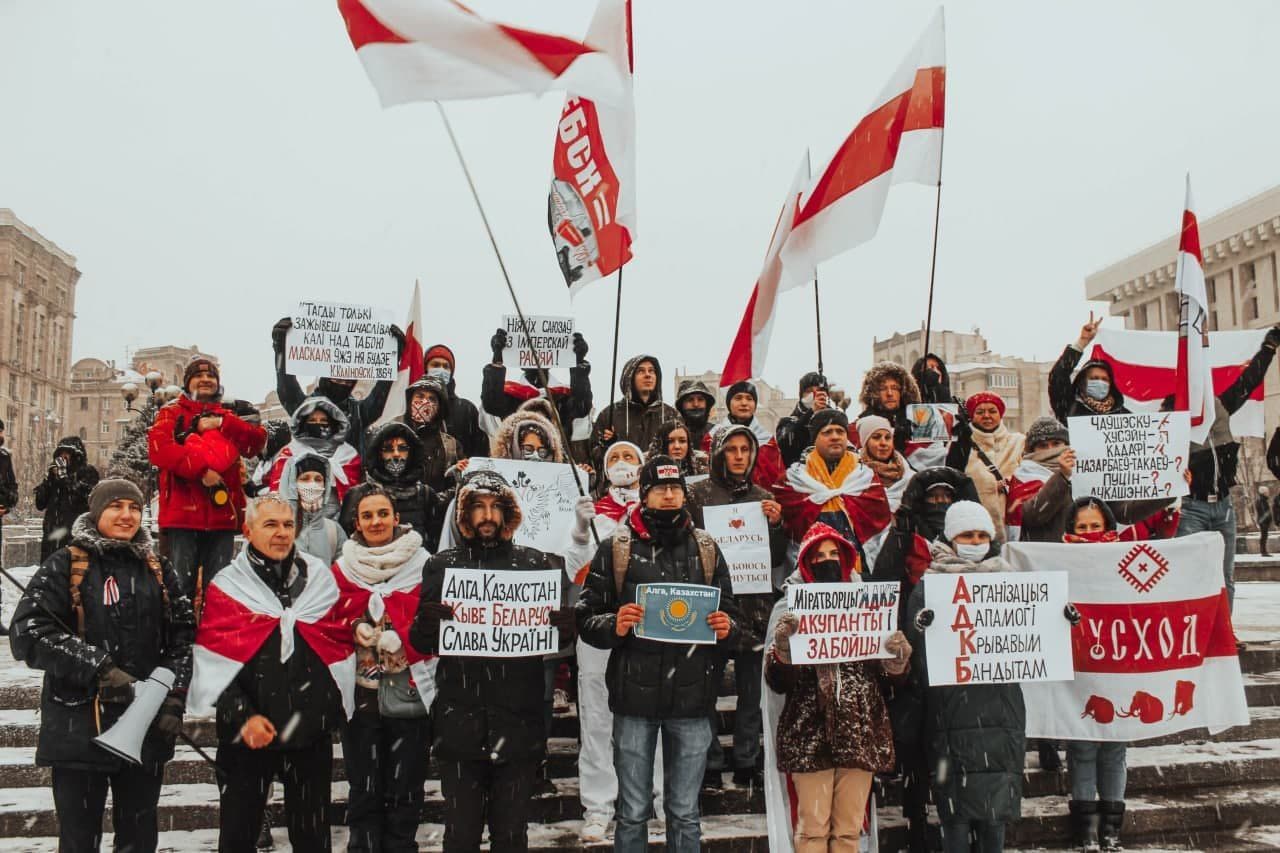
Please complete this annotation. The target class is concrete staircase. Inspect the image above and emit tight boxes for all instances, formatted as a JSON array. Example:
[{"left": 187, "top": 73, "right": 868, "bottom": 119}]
[{"left": 3, "top": 593, "right": 1280, "bottom": 850}]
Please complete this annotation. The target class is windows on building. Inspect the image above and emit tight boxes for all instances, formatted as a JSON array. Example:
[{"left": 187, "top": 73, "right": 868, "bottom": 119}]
[
  {"left": 100, "top": 421, "right": 110, "bottom": 435},
  {"left": 80, "top": 397, "right": 88, "bottom": 411},
  {"left": 12, "top": 261, "right": 24, "bottom": 288},
  {"left": 1132, "top": 302, "right": 1148, "bottom": 330},
  {"left": 1242, "top": 261, "right": 1259, "bottom": 324}
]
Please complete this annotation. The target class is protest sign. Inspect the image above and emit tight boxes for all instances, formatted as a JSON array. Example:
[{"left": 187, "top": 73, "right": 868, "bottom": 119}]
[
  {"left": 635, "top": 582, "right": 720, "bottom": 645},
  {"left": 1069, "top": 411, "right": 1189, "bottom": 501},
  {"left": 437, "top": 568, "right": 561, "bottom": 658},
  {"left": 502, "top": 315, "right": 576, "bottom": 369},
  {"left": 786, "top": 581, "right": 899, "bottom": 664},
  {"left": 923, "top": 570, "right": 1073, "bottom": 686},
  {"left": 702, "top": 503, "right": 772, "bottom": 594},
  {"left": 286, "top": 300, "right": 396, "bottom": 381},
  {"left": 1006, "top": 533, "right": 1247, "bottom": 742},
  {"left": 447, "top": 458, "right": 589, "bottom": 557},
  {"left": 906, "top": 403, "right": 957, "bottom": 442}
]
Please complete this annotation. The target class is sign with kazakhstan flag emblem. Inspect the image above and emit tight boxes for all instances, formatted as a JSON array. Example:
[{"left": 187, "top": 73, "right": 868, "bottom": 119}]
[{"left": 634, "top": 583, "right": 721, "bottom": 645}]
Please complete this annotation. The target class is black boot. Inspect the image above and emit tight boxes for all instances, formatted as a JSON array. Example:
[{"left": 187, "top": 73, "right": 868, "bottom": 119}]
[
  {"left": 533, "top": 760, "right": 556, "bottom": 796},
  {"left": 1068, "top": 800, "right": 1100, "bottom": 851},
  {"left": 255, "top": 808, "right": 274, "bottom": 850},
  {"left": 702, "top": 767, "right": 724, "bottom": 790},
  {"left": 1099, "top": 800, "right": 1125, "bottom": 851},
  {"left": 1038, "top": 739, "right": 1063, "bottom": 771}
]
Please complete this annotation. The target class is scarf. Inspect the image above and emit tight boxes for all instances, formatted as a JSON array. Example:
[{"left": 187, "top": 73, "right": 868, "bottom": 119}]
[
  {"left": 792, "top": 451, "right": 866, "bottom": 513},
  {"left": 865, "top": 453, "right": 906, "bottom": 488},
  {"left": 964, "top": 422, "right": 1025, "bottom": 539},
  {"left": 70, "top": 513, "right": 156, "bottom": 562},
  {"left": 1077, "top": 392, "right": 1116, "bottom": 414},
  {"left": 926, "top": 539, "right": 1010, "bottom": 574},
  {"left": 1063, "top": 530, "right": 1119, "bottom": 544},
  {"left": 340, "top": 528, "right": 426, "bottom": 591}
]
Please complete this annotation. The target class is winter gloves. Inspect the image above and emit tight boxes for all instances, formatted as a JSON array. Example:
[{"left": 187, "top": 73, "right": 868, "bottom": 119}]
[
  {"left": 571, "top": 496, "right": 595, "bottom": 544},
  {"left": 96, "top": 665, "right": 136, "bottom": 703},
  {"left": 153, "top": 697, "right": 186, "bottom": 740},
  {"left": 573, "top": 332, "right": 589, "bottom": 366},
  {"left": 271, "top": 317, "right": 292, "bottom": 354},
  {"left": 490, "top": 328, "right": 509, "bottom": 364},
  {"left": 1065, "top": 603, "right": 1082, "bottom": 625},
  {"left": 1266, "top": 325, "right": 1280, "bottom": 351},
  {"left": 549, "top": 607, "right": 577, "bottom": 643},
  {"left": 883, "top": 631, "right": 912, "bottom": 676},
  {"left": 771, "top": 612, "right": 799, "bottom": 664},
  {"left": 240, "top": 714, "right": 277, "bottom": 749}
]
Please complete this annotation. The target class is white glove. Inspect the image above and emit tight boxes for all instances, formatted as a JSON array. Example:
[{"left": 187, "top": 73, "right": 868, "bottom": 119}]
[
  {"left": 572, "top": 496, "right": 595, "bottom": 543},
  {"left": 354, "top": 622, "right": 379, "bottom": 648}
]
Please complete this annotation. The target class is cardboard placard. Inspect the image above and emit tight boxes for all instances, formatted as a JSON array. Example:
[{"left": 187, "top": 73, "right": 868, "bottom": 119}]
[
  {"left": 905, "top": 403, "right": 958, "bottom": 442},
  {"left": 1069, "top": 412, "right": 1189, "bottom": 501},
  {"left": 502, "top": 315, "right": 576, "bottom": 369},
  {"left": 437, "top": 568, "right": 561, "bottom": 658},
  {"left": 702, "top": 502, "right": 772, "bottom": 594},
  {"left": 786, "top": 581, "right": 900, "bottom": 664},
  {"left": 287, "top": 300, "right": 396, "bottom": 380},
  {"left": 923, "top": 570, "right": 1073, "bottom": 686},
  {"left": 634, "top": 582, "right": 720, "bottom": 645}
]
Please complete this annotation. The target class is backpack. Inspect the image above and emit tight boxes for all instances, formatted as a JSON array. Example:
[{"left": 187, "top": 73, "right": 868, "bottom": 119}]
[
  {"left": 67, "top": 546, "right": 169, "bottom": 638},
  {"left": 611, "top": 526, "right": 718, "bottom": 597}
]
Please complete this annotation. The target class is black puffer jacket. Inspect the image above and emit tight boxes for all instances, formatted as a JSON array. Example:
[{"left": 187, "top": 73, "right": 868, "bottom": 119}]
[
  {"left": 34, "top": 436, "right": 99, "bottom": 561},
  {"left": 10, "top": 515, "right": 194, "bottom": 774},
  {"left": 422, "top": 343, "right": 488, "bottom": 459},
  {"left": 349, "top": 421, "right": 445, "bottom": 549},
  {"left": 399, "top": 377, "right": 463, "bottom": 495},
  {"left": 590, "top": 354, "right": 680, "bottom": 471},
  {"left": 578, "top": 506, "right": 740, "bottom": 719},
  {"left": 1048, "top": 346, "right": 1130, "bottom": 422},
  {"left": 481, "top": 362, "right": 593, "bottom": 464},
  {"left": 1186, "top": 337, "right": 1275, "bottom": 500}
]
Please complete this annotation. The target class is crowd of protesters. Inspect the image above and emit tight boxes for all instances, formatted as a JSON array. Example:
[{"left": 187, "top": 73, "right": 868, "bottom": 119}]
[{"left": 5, "top": 314, "right": 1280, "bottom": 853}]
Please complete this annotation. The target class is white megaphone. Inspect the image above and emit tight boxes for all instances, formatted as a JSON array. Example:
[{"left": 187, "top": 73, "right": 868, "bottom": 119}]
[{"left": 93, "top": 667, "right": 176, "bottom": 765}]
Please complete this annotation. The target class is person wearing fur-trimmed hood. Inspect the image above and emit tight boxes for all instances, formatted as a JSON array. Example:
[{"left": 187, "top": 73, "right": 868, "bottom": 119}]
[
  {"left": 855, "top": 361, "right": 922, "bottom": 454},
  {"left": 763, "top": 521, "right": 910, "bottom": 852}
]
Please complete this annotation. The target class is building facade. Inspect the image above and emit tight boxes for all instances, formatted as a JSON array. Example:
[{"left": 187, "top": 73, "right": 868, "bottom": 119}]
[
  {"left": 0, "top": 210, "right": 80, "bottom": 502},
  {"left": 871, "top": 329, "right": 1053, "bottom": 433}
]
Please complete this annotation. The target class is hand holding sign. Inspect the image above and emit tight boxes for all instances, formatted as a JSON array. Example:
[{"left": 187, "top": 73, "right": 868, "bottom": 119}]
[
  {"left": 286, "top": 300, "right": 397, "bottom": 381},
  {"left": 1069, "top": 412, "right": 1189, "bottom": 501}
]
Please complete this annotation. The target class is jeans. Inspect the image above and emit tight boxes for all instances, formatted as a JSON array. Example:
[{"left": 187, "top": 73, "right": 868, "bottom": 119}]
[
  {"left": 52, "top": 764, "right": 164, "bottom": 853},
  {"left": 216, "top": 740, "right": 333, "bottom": 852},
  {"left": 164, "top": 528, "right": 235, "bottom": 602},
  {"left": 342, "top": 713, "right": 430, "bottom": 852},
  {"left": 1068, "top": 740, "right": 1127, "bottom": 801},
  {"left": 940, "top": 819, "right": 1006, "bottom": 853},
  {"left": 1177, "top": 498, "right": 1236, "bottom": 610},
  {"left": 707, "top": 651, "right": 763, "bottom": 772},
  {"left": 613, "top": 714, "right": 712, "bottom": 853},
  {"left": 438, "top": 759, "right": 536, "bottom": 852}
]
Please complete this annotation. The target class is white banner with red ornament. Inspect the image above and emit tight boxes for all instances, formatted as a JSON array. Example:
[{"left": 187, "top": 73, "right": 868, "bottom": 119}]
[{"left": 1005, "top": 533, "right": 1248, "bottom": 742}]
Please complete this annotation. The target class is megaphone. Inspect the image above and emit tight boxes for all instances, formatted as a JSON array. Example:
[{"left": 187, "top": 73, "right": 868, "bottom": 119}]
[{"left": 93, "top": 667, "right": 176, "bottom": 765}]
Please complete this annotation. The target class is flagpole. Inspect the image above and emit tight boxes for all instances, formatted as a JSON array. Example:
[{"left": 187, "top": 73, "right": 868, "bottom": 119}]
[
  {"left": 435, "top": 103, "right": 598, "bottom": 545},
  {"left": 608, "top": 266, "right": 623, "bottom": 434},
  {"left": 806, "top": 150, "right": 824, "bottom": 376},
  {"left": 922, "top": 125, "right": 946, "bottom": 358}
]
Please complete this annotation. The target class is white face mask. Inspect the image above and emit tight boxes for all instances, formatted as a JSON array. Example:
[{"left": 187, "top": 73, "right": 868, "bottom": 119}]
[
  {"left": 297, "top": 482, "right": 326, "bottom": 513},
  {"left": 955, "top": 543, "right": 990, "bottom": 563},
  {"left": 607, "top": 460, "right": 640, "bottom": 487}
]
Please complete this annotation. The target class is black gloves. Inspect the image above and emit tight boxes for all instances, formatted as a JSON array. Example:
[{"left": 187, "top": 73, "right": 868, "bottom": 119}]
[
  {"left": 913, "top": 609, "right": 934, "bottom": 630},
  {"left": 390, "top": 324, "right": 406, "bottom": 357},
  {"left": 490, "top": 328, "right": 509, "bottom": 364},
  {"left": 549, "top": 606, "right": 577, "bottom": 643},
  {"left": 1265, "top": 325, "right": 1280, "bottom": 351},
  {"left": 892, "top": 506, "right": 914, "bottom": 535},
  {"left": 97, "top": 666, "right": 136, "bottom": 704},
  {"left": 572, "top": 332, "right": 589, "bottom": 366},
  {"left": 1064, "top": 604, "right": 1082, "bottom": 626},
  {"left": 271, "top": 316, "right": 293, "bottom": 354},
  {"left": 953, "top": 416, "right": 972, "bottom": 444},
  {"left": 154, "top": 697, "right": 185, "bottom": 741}
]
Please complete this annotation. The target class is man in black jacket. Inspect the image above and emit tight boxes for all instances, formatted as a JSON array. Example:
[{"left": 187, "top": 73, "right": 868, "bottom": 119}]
[
  {"left": 34, "top": 435, "right": 100, "bottom": 562},
  {"left": 674, "top": 379, "right": 716, "bottom": 453},
  {"left": 348, "top": 421, "right": 446, "bottom": 549},
  {"left": 423, "top": 342, "right": 489, "bottom": 458},
  {"left": 271, "top": 316, "right": 404, "bottom": 457},
  {"left": 775, "top": 371, "right": 830, "bottom": 466},
  {"left": 578, "top": 455, "right": 739, "bottom": 853},
  {"left": 0, "top": 418, "right": 17, "bottom": 634},
  {"left": 410, "top": 469, "right": 575, "bottom": 852},
  {"left": 195, "top": 495, "right": 351, "bottom": 852},
  {"left": 11, "top": 478, "right": 194, "bottom": 853}
]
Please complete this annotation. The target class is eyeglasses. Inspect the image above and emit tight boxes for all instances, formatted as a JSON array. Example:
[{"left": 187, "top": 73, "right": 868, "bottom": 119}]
[{"left": 521, "top": 446, "right": 550, "bottom": 460}]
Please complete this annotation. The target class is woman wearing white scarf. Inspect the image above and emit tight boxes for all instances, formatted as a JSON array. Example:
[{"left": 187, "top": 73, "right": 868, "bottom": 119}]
[
  {"left": 947, "top": 393, "right": 1025, "bottom": 543},
  {"left": 332, "top": 485, "right": 432, "bottom": 853}
]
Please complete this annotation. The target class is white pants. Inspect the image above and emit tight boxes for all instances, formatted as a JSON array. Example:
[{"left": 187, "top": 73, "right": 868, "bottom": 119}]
[{"left": 577, "top": 639, "right": 664, "bottom": 821}]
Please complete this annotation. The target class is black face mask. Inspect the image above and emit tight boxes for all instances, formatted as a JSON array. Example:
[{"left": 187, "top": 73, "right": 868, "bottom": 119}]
[
  {"left": 809, "top": 559, "right": 843, "bottom": 583},
  {"left": 318, "top": 379, "right": 354, "bottom": 404},
  {"left": 300, "top": 421, "right": 334, "bottom": 439},
  {"left": 920, "top": 503, "right": 951, "bottom": 537},
  {"left": 681, "top": 406, "right": 709, "bottom": 428}
]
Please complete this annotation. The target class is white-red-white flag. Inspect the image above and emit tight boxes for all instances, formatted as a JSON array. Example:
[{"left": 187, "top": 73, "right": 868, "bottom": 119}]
[
  {"left": 720, "top": 157, "right": 814, "bottom": 387},
  {"left": 780, "top": 8, "right": 945, "bottom": 275},
  {"left": 374, "top": 281, "right": 425, "bottom": 427},
  {"left": 1173, "top": 175, "right": 1214, "bottom": 444},
  {"left": 548, "top": 0, "right": 636, "bottom": 297},
  {"left": 338, "top": 0, "right": 625, "bottom": 108}
]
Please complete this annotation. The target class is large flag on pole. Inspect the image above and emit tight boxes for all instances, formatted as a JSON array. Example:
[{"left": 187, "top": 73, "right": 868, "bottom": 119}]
[
  {"left": 1173, "top": 175, "right": 1215, "bottom": 444},
  {"left": 548, "top": 0, "right": 636, "bottom": 297},
  {"left": 779, "top": 8, "right": 945, "bottom": 275},
  {"left": 338, "top": 0, "right": 625, "bottom": 107},
  {"left": 720, "top": 157, "right": 813, "bottom": 386},
  {"left": 374, "top": 280, "right": 425, "bottom": 427}
]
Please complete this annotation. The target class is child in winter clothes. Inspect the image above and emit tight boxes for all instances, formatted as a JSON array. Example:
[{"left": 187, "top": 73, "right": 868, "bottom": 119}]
[
  {"left": 906, "top": 501, "right": 1081, "bottom": 853},
  {"left": 764, "top": 522, "right": 911, "bottom": 853}
]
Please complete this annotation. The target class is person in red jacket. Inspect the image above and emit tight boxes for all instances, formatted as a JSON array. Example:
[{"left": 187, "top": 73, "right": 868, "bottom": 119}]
[{"left": 148, "top": 357, "right": 266, "bottom": 599}]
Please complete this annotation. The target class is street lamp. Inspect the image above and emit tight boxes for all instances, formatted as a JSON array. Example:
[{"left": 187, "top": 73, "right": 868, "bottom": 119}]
[{"left": 123, "top": 371, "right": 167, "bottom": 413}]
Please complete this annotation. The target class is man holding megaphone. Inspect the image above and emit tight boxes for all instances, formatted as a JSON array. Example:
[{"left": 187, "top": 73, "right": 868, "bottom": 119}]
[{"left": 10, "top": 478, "right": 195, "bottom": 853}]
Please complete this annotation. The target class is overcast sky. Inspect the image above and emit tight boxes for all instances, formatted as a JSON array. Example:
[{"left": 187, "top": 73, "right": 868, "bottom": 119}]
[{"left": 3, "top": 0, "right": 1280, "bottom": 411}]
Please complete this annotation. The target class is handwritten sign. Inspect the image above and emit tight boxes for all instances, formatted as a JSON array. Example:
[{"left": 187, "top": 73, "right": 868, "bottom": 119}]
[
  {"left": 287, "top": 301, "right": 396, "bottom": 381},
  {"left": 1069, "top": 412, "right": 1189, "bottom": 501},
  {"left": 502, "top": 315, "right": 576, "bottom": 369},
  {"left": 786, "top": 582, "right": 900, "bottom": 664},
  {"left": 634, "top": 583, "right": 720, "bottom": 645},
  {"left": 923, "top": 571, "right": 1073, "bottom": 686},
  {"left": 438, "top": 568, "right": 561, "bottom": 658},
  {"left": 702, "top": 503, "right": 772, "bottom": 594},
  {"left": 449, "top": 458, "right": 589, "bottom": 556},
  {"left": 906, "top": 403, "right": 958, "bottom": 442}
]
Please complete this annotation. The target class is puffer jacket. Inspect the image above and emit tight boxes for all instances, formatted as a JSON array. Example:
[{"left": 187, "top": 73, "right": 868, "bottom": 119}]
[
  {"left": 856, "top": 362, "right": 922, "bottom": 453},
  {"left": 590, "top": 354, "right": 680, "bottom": 471},
  {"left": 481, "top": 361, "right": 593, "bottom": 464},
  {"left": 34, "top": 436, "right": 99, "bottom": 560},
  {"left": 409, "top": 474, "right": 555, "bottom": 763},
  {"left": 421, "top": 343, "right": 488, "bottom": 459},
  {"left": 577, "top": 504, "right": 740, "bottom": 719},
  {"left": 688, "top": 424, "right": 788, "bottom": 652},
  {"left": 400, "top": 376, "right": 463, "bottom": 495},
  {"left": 10, "top": 515, "right": 194, "bottom": 774},
  {"left": 274, "top": 342, "right": 393, "bottom": 458},
  {"left": 904, "top": 541, "right": 1025, "bottom": 824},
  {"left": 150, "top": 394, "right": 266, "bottom": 531},
  {"left": 675, "top": 379, "right": 716, "bottom": 453},
  {"left": 350, "top": 420, "right": 444, "bottom": 549},
  {"left": 765, "top": 523, "right": 898, "bottom": 774}
]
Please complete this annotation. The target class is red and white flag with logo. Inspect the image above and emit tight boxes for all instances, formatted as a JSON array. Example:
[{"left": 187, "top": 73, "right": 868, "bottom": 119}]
[
  {"left": 1006, "top": 533, "right": 1247, "bottom": 742},
  {"left": 188, "top": 551, "right": 357, "bottom": 719},
  {"left": 1173, "top": 176, "right": 1215, "bottom": 444},
  {"left": 548, "top": 0, "right": 635, "bottom": 297},
  {"left": 338, "top": 0, "right": 624, "bottom": 108}
]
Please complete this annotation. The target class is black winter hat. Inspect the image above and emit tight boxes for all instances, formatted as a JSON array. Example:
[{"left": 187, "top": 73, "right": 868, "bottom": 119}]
[
  {"left": 639, "top": 454, "right": 686, "bottom": 499},
  {"left": 295, "top": 455, "right": 329, "bottom": 478},
  {"left": 808, "top": 408, "right": 850, "bottom": 441},
  {"left": 726, "top": 380, "right": 758, "bottom": 404},
  {"left": 798, "top": 371, "right": 829, "bottom": 395},
  {"left": 1025, "top": 417, "right": 1069, "bottom": 450}
]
